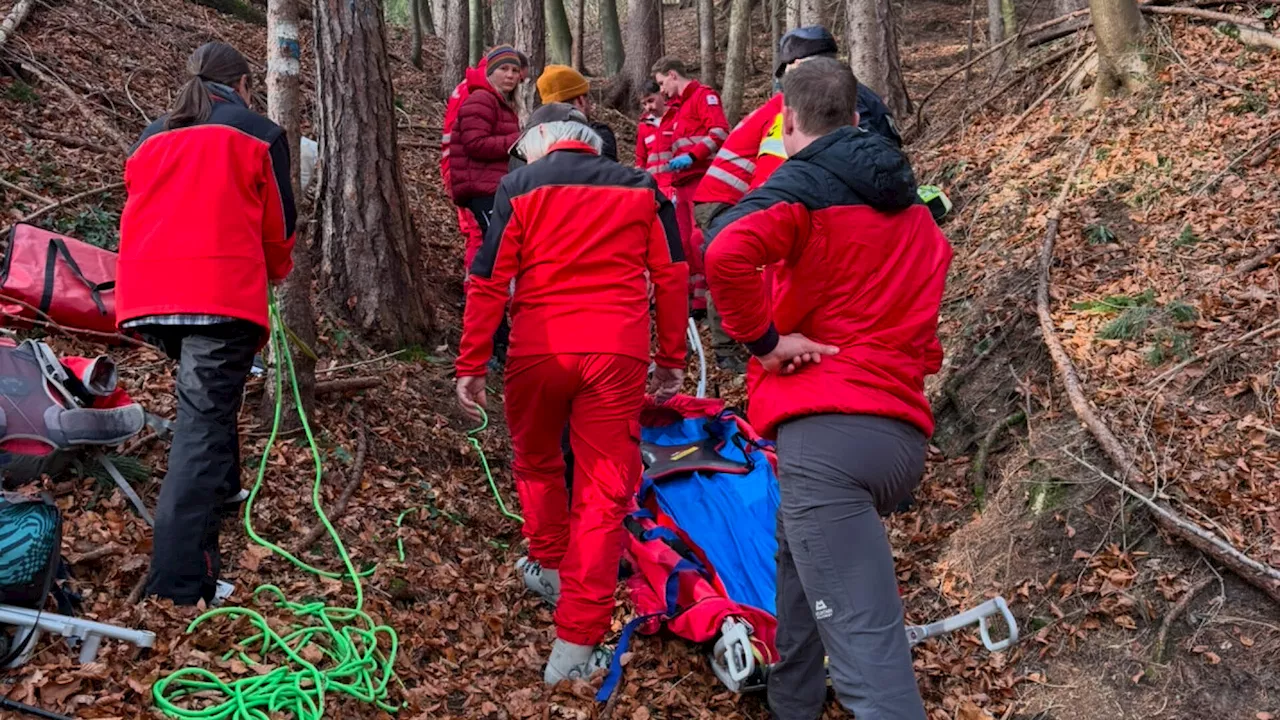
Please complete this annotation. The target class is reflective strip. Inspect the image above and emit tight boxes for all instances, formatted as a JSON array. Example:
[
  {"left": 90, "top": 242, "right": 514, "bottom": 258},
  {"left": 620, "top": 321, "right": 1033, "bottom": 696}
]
[
  {"left": 442, "top": 132, "right": 451, "bottom": 143},
  {"left": 672, "top": 135, "right": 711, "bottom": 150},
  {"left": 705, "top": 166, "right": 749, "bottom": 193},
  {"left": 758, "top": 137, "right": 786, "bottom": 157},
  {"left": 710, "top": 128, "right": 729, "bottom": 141},
  {"left": 700, "top": 136, "right": 719, "bottom": 152},
  {"left": 442, "top": 148, "right": 450, "bottom": 159},
  {"left": 714, "top": 148, "right": 756, "bottom": 174}
]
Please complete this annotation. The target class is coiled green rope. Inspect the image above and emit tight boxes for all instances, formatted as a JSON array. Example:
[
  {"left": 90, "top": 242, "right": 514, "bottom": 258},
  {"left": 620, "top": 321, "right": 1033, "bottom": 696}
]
[{"left": 151, "top": 294, "right": 400, "bottom": 720}]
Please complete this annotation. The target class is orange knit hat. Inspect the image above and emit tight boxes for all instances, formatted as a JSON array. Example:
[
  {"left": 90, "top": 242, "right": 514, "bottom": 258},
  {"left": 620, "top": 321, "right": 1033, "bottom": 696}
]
[{"left": 537, "top": 65, "right": 590, "bottom": 105}]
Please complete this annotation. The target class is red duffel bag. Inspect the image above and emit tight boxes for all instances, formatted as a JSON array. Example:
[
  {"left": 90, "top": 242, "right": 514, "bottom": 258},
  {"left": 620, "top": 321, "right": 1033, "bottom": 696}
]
[{"left": 0, "top": 223, "right": 117, "bottom": 335}]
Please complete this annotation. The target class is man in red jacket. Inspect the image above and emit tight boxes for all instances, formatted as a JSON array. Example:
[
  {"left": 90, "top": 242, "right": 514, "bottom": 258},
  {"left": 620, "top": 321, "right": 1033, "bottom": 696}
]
[
  {"left": 455, "top": 104, "right": 688, "bottom": 685},
  {"left": 635, "top": 80, "right": 677, "bottom": 196},
  {"left": 704, "top": 58, "right": 950, "bottom": 720},
  {"left": 652, "top": 56, "right": 728, "bottom": 314}
]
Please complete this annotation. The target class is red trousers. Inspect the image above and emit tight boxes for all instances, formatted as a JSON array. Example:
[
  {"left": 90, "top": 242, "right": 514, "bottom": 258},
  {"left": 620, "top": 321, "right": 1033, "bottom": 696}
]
[
  {"left": 672, "top": 182, "right": 707, "bottom": 312},
  {"left": 459, "top": 207, "right": 484, "bottom": 286},
  {"left": 504, "top": 353, "right": 647, "bottom": 646}
]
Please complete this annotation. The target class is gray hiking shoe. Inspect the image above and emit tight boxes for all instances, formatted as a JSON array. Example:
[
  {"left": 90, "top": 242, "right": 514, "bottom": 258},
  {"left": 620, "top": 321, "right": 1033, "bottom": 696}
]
[
  {"left": 515, "top": 556, "right": 561, "bottom": 606},
  {"left": 543, "top": 638, "right": 612, "bottom": 685}
]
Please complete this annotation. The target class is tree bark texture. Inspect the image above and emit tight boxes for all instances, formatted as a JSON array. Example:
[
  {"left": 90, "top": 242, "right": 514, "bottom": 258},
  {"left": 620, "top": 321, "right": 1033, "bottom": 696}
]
[
  {"left": 411, "top": 0, "right": 428, "bottom": 67},
  {"left": 787, "top": 0, "right": 799, "bottom": 30},
  {"left": 847, "top": 0, "right": 912, "bottom": 118},
  {"left": 600, "top": 0, "right": 624, "bottom": 74},
  {"left": 769, "top": 0, "right": 780, "bottom": 73},
  {"left": 571, "top": 0, "right": 586, "bottom": 70},
  {"left": 610, "top": 0, "right": 661, "bottom": 109},
  {"left": 1053, "top": 0, "right": 1085, "bottom": 18},
  {"left": 515, "top": 0, "right": 546, "bottom": 118},
  {"left": 547, "top": 0, "right": 573, "bottom": 65},
  {"left": 1000, "top": 0, "right": 1019, "bottom": 64},
  {"left": 1089, "top": 0, "right": 1147, "bottom": 99},
  {"left": 722, "top": 0, "right": 751, "bottom": 123},
  {"left": 314, "top": 0, "right": 433, "bottom": 347},
  {"left": 443, "top": 0, "right": 469, "bottom": 94},
  {"left": 419, "top": 0, "right": 435, "bottom": 34},
  {"left": 469, "top": 0, "right": 484, "bottom": 64},
  {"left": 493, "top": 0, "right": 514, "bottom": 44},
  {"left": 268, "top": 0, "right": 317, "bottom": 425},
  {"left": 986, "top": 0, "right": 1005, "bottom": 72},
  {"left": 699, "top": 0, "right": 717, "bottom": 84},
  {"left": 800, "top": 0, "right": 822, "bottom": 26},
  {"left": 0, "top": 0, "right": 35, "bottom": 52}
]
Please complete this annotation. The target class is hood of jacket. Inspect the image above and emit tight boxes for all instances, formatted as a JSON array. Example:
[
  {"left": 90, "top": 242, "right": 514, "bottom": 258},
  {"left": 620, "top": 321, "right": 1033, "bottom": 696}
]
[
  {"left": 791, "top": 125, "right": 917, "bottom": 212},
  {"left": 465, "top": 69, "right": 513, "bottom": 107}
]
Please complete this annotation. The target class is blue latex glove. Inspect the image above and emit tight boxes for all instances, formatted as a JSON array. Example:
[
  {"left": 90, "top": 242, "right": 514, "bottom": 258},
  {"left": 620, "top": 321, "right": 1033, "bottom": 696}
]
[{"left": 668, "top": 154, "right": 694, "bottom": 171}]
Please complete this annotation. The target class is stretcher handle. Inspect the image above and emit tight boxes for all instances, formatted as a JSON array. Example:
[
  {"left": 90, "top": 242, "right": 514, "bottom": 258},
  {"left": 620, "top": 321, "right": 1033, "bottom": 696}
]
[
  {"left": 710, "top": 617, "right": 755, "bottom": 690},
  {"left": 904, "top": 596, "right": 1018, "bottom": 652}
]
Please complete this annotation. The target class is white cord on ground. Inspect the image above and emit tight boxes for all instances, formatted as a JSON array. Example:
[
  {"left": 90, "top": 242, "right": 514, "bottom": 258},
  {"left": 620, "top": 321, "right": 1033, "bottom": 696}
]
[{"left": 687, "top": 317, "right": 707, "bottom": 399}]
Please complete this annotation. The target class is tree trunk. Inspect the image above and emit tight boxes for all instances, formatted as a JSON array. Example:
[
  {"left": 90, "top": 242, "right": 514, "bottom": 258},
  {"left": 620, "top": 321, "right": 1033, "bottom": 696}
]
[
  {"left": 1089, "top": 0, "right": 1147, "bottom": 102},
  {"left": 608, "top": 0, "right": 661, "bottom": 109},
  {"left": 469, "top": 0, "right": 484, "bottom": 64},
  {"left": 1053, "top": 0, "right": 1084, "bottom": 16},
  {"left": 699, "top": 0, "right": 716, "bottom": 84},
  {"left": 787, "top": 0, "right": 799, "bottom": 30},
  {"left": 800, "top": 0, "right": 822, "bottom": 25},
  {"left": 515, "top": 0, "right": 545, "bottom": 117},
  {"left": 443, "top": 0, "right": 469, "bottom": 94},
  {"left": 1000, "top": 0, "right": 1019, "bottom": 65},
  {"left": 571, "top": 0, "right": 586, "bottom": 70},
  {"left": 769, "top": 0, "right": 780, "bottom": 73},
  {"left": 847, "top": 0, "right": 912, "bottom": 118},
  {"left": 986, "top": 0, "right": 1005, "bottom": 73},
  {"left": 420, "top": 0, "right": 435, "bottom": 35},
  {"left": 722, "top": 0, "right": 751, "bottom": 123},
  {"left": 266, "top": 0, "right": 317, "bottom": 425},
  {"left": 493, "top": 0, "right": 514, "bottom": 43},
  {"left": 314, "top": 0, "right": 433, "bottom": 347},
  {"left": 411, "top": 0, "right": 430, "bottom": 67},
  {"left": 601, "top": 0, "right": 624, "bottom": 74},
  {"left": 546, "top": 0, "right": 573, "bottom": 65},
  {"left": 432, "top": 0, "right": 446, "bottom": 37}
]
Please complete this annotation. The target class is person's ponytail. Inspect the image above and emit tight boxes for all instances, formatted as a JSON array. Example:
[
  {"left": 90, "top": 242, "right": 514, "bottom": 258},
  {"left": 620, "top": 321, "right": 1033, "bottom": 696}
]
[{"left": 166, "top": 41, "right": 251, "bottom": 130}]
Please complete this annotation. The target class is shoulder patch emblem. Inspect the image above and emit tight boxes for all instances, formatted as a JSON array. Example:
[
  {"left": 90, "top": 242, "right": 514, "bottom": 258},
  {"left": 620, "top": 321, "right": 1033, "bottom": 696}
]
[{"left": 706, "top": 94, "right": 720, "bottom": 106}]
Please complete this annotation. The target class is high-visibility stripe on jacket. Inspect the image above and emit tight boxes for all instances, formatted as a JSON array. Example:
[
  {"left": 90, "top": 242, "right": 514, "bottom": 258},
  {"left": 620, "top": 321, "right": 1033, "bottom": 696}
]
[
  {"left": 667, "top": 80, "right": 729, "bottom": 186},
  {"left": 636, "top": 106, "right": 679, "bottom": 193}
]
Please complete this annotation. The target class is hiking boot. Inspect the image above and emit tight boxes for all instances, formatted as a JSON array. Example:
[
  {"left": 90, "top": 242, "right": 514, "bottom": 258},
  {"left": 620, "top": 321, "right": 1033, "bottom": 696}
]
[
  {"left": 543, "top": 638, "right": 612, "bottom": 685},
  {"left": 224, "top": 488, "right": 250, "bottom": 506},
  {"left": 516, "top": 556, "right": 561, "bottom": 606}
]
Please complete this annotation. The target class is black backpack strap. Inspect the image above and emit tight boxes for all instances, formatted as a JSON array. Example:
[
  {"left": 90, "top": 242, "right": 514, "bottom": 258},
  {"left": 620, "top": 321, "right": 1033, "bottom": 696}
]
[{"left": 38, "top": 237, "right": 111, "bottom": 318}]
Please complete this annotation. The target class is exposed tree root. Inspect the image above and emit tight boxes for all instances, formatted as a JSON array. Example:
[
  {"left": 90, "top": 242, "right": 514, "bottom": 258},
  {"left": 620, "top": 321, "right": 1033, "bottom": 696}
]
[
  {"left": 1150, "top": 577, "right": 1214, "bottom": 666},
  {"left": 1037, "top": 128, "right": 1280, "bottom": 607},
  {"left": 295, "top": 406, "right": 369, "bottom": 553},
  {"left": 971, "top": 410, "right": 1026, "bottom": 505}
]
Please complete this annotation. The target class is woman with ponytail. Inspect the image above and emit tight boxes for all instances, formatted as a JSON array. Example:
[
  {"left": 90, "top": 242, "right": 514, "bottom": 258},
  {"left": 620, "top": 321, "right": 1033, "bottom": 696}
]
[{"left": 118, "top": 41, "right": 297, "bottom": 607}]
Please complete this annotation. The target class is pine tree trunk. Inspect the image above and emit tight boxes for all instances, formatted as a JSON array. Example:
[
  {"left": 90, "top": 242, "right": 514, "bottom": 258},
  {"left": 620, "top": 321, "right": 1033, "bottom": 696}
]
[
  {"left": 419, "top": 0, "right": 435, "bottom": 34},
  {"left": 1089, "top": 0, "right": 1147, "bottom": 101},
  {"left": 547, "top": 0, "right": 573, "bottom": 65},
  {"left": 469, "top": 0, "right": 483, "bottom": 64},
  {"left": 722, "top": 0, "right": 750, "bottom": 123},
  {"left": 515, "top": 0, "right": 545, "bottom": 117},
  {"left": 314, "top": 0, "right": 433, "bottom": 347},
  {"left": 769, "top": 0, "right": 780, "bottom": 72},
  {"left": 608, "top": 0, "right": 660, "bottom": 108},
  {"left": 786, "top": 0, "right": 799, "bottom": 30},
  {"left": 443, "top": 0, "right": 469, "bottom": 94},
  {"left": 411, "top": 0, "right": 427, "bottom": 67},
  {"left": 571, "top": 0, "right": 586, "bottom": 70},
  {"left": 699, "top": 0, "right": 716, "bottom": 84},
  {"left": 985, "top": 0, "right": 1004, "bottom": 72},
  {"left": 493, "top": 0, "right": 514, "bottom": 44},
  {"left": 1000, "top": 0, "right": 1018, "bottom": 64},
  {"left": 846, "top": 0, "right": 912, "bottom": 118},
  {"left": 601, "top": 0, "right": 624, "bottom": 74},
  {"left": 266, "top": 0, "right": 316, "bottom": 426},
  {"left": 800, "top": 0, "right": 821, "bottom": 25}
]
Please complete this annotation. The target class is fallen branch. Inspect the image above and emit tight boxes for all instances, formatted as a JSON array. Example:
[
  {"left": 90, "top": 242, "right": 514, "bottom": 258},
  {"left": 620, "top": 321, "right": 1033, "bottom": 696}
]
[
  {"left": 1027, "top": 18, "right": 1092, "bottom": 48},
  {"left": 909, "top": 7, "right": 1092, "bottom": 133},
  {"left": 971, "top": 410, "right": 1027, "bottom": 503},
  {"left": 18, "top": 124, "right": 117, "bottom": 154},
  {"left": 69, "top": 543, "right": 123, "bottom": 564},
  {"left": 1195, "top": 126, "right": 1280, "bottom": 195},
  {"left": 21, "top": 61, "right": 131, "bottom": 155},
  {"left": 1038, "top": 131, "right": 1280, "bottom": 606},
  {"left": 0, "top": 177, "right": 53, "bottom": 206},
  {"left": 1140, "top": 5, "right": 1264, "bottom": 29},
  {"left": 0, "top": 0, "right": 34, "bottom": 51},
  {"left": 295, "top": 407, "right": 368, "bottom": 552},
  {"left": 127, "top": 567, "right": 149, "bottom": 604},
  {"left": 1232, "top": 240, "right": 1280, "bottom": 276},
  {"left": 1146, "top": 318, "right": 1280, "bottom": 389},
  {"left": 315, "top": 376, "right": 382, "bottom": 395},
  {"left": 316, "top": 350, "right": 407, "bottom": 376},
  {"left": 1150, "top": 577, "right": 1214, "bottom": 665},
  {"left": 13, "top": 181, "right": 125, "bottom": 227},
  {"left": 1010, "top": 49, "right": 1096, "bottom": 132}
]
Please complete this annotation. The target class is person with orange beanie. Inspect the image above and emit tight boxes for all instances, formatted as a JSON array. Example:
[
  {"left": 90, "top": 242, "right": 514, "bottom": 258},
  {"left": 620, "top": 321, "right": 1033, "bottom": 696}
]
[{"left": 535, "top": 65, "right": 617, "bottom": 162}]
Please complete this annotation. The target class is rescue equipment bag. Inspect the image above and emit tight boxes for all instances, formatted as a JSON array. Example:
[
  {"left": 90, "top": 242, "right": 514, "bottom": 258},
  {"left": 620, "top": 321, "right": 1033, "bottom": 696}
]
[
  {"left": 0, "top": 493, "right": 60, "bottom": 610},
  {"left": 0, "top": 223, "right": 118, "bottom": 335}
]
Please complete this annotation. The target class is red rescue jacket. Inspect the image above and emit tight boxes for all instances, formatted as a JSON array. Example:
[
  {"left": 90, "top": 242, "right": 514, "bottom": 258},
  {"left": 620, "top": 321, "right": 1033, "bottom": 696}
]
[
  {"left": 636, "top": 105, "right": 679, "bottom": 195},
  {"left": 704, "top": 127, "right": 951, "bottom": 438},
  {"left": 695, "top": 94, "right": 785, "bottom": 205},
  {"left": 667, "top": 80, "right": 729, "bottom": 187},
  {"left": 449, "top": 76, "right": 521, "bottom": 205},
  {"left": 456, "top": 141, "right": 689, "bottom": 376},
  {"left": 117, "top": 86, "right": 296, "bottom": 332},
  {"left": 441, "top": 60, "right": 488, "bottom": 194}
]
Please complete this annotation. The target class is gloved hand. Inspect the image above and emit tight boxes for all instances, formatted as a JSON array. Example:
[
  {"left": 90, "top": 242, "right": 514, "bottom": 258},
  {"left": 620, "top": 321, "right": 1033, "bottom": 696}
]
[{"left": 668, "top": 154, "right": 694, "bottom": 171}]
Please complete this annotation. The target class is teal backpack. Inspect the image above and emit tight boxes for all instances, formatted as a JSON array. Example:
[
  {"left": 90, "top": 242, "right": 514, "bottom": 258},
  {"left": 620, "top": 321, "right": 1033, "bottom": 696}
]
[{"left": 0, "top": 492, "right": 61, "bottom": 609}]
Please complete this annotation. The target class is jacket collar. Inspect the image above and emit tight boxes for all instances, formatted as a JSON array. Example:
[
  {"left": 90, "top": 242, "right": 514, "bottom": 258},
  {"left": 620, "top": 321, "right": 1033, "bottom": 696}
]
[
  {"left": 548, "top": 139, "right": 600, "bottom": 156},
  {"left": 207, "top": 81, "right": 248, "bottom": 109},
  {"left": 678, "top": 79, "right": 702, "bottom": 104}
]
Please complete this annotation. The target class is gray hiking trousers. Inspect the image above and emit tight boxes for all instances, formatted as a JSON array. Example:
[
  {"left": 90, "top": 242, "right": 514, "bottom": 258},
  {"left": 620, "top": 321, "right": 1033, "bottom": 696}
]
[{"left": 768, "top": 414, "right": 928, "bottom": 720}]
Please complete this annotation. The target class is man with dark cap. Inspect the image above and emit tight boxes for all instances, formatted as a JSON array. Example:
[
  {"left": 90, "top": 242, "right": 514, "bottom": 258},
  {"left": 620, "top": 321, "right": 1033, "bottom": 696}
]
[{"left": 693, "top": 26, "right": 901, "bottom": 373}]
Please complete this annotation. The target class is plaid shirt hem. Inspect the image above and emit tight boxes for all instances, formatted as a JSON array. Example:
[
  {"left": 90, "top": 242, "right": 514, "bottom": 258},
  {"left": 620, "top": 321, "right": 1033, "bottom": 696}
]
[{"left": 122, "top": 314, "right": 240, "bottom": 328}]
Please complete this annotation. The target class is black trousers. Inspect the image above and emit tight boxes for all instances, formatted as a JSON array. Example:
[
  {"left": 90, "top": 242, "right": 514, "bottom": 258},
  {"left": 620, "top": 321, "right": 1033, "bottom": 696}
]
[
  {"left": 466, "top": 195, "right": 510, "bottom": 360},
  {"left": 141, "top": 321, "right": 259, "bottom": 605}
]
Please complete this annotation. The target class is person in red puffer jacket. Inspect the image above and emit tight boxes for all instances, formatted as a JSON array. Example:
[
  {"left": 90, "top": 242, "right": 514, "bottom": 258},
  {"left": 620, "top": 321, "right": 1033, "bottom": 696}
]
[{"left": 117, "top": 41, "right": 295, "bottom": 607}]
